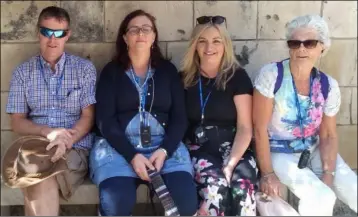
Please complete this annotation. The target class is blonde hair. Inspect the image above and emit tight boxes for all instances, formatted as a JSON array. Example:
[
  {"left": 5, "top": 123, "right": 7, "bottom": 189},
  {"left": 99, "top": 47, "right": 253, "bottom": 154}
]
[{"left": 181, "top": 24, "right": 240, "bottom": 90}]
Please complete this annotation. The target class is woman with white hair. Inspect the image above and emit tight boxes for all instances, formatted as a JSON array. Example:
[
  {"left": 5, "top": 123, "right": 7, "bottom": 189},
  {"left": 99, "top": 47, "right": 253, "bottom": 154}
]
[
  {"left": 181, "top": 16, "right": 258, "bottom": 216},
  {"left": 253, "top": 14, "right": 357, "bottom": 215}
]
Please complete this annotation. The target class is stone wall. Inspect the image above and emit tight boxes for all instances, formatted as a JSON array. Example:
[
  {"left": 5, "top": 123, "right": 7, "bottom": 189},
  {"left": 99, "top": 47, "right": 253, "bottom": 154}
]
[{"left": 1, "top": 1, "right": 357, "bottom": 168}]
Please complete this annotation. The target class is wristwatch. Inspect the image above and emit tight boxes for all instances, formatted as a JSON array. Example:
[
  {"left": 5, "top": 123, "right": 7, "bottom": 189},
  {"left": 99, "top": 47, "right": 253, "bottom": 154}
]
[{"left": 323, "top": 170, "right": 335, "bottom": 176}]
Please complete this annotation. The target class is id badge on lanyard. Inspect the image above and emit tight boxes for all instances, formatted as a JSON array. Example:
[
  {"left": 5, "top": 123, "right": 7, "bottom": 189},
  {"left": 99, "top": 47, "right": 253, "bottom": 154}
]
[
  {"left": 292, "top": 74, "right": 313, "bottom": 169},
  {"left": 131, "top": 66, "right": 152, "bottom": 147},
  {"left": 194, "top": 76, "right": 214, "bottom": 145},
  {"left": 139, "top": 90, "right": 151, "bottom": 146}
]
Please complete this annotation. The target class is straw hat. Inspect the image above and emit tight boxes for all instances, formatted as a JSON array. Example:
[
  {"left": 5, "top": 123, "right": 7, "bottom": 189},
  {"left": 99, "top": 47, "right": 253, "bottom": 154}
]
[{"left": 1, "top": 136, "right": 67, "bottom": 188}]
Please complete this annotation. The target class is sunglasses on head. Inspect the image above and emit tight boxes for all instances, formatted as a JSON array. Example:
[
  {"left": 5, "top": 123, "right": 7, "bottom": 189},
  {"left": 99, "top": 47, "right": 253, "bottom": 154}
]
[
  {"left": 39, "top": 26, "right": 69, "bottom": 38},
  {"left": 287, "top": 40, "right": 320, "bottom": 49},
  {"left": 196, "top": 16, "right": 227, "bottom": 27}
]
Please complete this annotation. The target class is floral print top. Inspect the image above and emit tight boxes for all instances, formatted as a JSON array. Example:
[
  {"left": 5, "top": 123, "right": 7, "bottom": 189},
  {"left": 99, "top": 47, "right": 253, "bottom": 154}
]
[{"left": 254, "top": 59, "right": 341, "bottom": 153}]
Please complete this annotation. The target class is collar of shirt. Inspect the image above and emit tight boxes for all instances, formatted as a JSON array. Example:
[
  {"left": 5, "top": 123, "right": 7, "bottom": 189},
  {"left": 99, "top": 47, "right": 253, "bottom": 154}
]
[
  {"left": 126, "top": 67, "right": 154, "bottom": 82},
  {"left": 39, "top": 52, "right": 66, "bottom": 75}
]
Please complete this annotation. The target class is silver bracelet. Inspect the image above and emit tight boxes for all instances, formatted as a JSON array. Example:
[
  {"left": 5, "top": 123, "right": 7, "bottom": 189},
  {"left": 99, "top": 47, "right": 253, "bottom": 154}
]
[
  {"left": 159, "top": 148, "right": 168, "bottom": 158},
  {"left": 262, "top": 172, "right": 275, "bottom": 179},
  {"left": 323, "top": 170, "right": 335, "bottom": 176}
]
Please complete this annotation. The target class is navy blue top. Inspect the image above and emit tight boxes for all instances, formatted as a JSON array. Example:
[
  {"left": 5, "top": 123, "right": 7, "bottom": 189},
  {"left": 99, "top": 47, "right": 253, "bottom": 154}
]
[{"left": 95, "top": 59, "right": 187, "bottom": 163}]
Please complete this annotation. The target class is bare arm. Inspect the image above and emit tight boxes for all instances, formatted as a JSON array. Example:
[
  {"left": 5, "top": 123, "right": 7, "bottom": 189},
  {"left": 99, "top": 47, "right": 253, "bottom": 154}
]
[
  {"left": 226, "top": 94, "right": 253, "bottom": 167},
  {"left": 10, "top": 105, "right": 94, "bottom": 149},
  {"left": 10, "top": 113, "right": 52, "bottom": 137},
  {"left": 69, "top": 104, "right": 95, "bottom": 145},
  {"left": 253, "top": 89, "right": 274, "bottom": 174},
  {"left": 253, "top": 89, "right": 282, "bottom": 196},
  {"left": 319, "top": 114, "right": 338, "bottom": 173},
  {"left": 11, "top": 112, "right": 71, "bottom": 163}
]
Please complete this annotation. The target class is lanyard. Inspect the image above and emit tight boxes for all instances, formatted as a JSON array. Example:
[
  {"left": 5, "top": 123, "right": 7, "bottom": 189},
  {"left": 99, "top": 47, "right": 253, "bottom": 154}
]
[
  {"left": 198, "top": 76, "right": 215, "bottom": 124},
  {"left": 291, "top": 74, "right": 313, "bottom": 144},
  {"left": 38, "top": 57, "right": 65, "bottom": 100},
  {"left": 130, "top": 65, "right": 151, "bottom": 125}
]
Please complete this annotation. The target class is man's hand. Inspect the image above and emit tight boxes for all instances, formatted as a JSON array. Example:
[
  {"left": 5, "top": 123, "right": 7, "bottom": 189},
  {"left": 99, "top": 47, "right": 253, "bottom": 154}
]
[
  {"left": 131, "top": 154, "right": 155, "bottom": 181},
  {"left": 46, "top": 137, "right": 67, "bottom": 162},
  {"left": 149, "top": 149, "right": 167, "bottom": 172},
  {"left": 67, "top": 129, "right": 80, "bottom": 149},
  {"left": 42, "top": 128, "right": 75, "bottom": 149}
]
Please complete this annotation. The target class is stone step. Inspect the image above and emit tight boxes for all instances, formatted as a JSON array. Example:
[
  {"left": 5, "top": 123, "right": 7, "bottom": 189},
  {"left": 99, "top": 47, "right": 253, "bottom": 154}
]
[{"left": 1, "top": 178, "right": 156, "bottom": 206}]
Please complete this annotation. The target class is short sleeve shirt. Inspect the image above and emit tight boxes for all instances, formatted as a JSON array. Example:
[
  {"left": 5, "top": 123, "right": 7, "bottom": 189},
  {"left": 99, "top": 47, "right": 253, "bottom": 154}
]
[
  {"left": 185, "top": 68, "right": 253, "bottom": 128},
  {"left": 6, "top": 52, "right": 97, "bottom": 149},
  {"left": 254, "top": 59, "right": 341, "bottom": 152}
]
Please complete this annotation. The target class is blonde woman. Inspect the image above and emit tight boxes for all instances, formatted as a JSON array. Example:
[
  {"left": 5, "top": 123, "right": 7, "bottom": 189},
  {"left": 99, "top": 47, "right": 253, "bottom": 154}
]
[{"left": 181, "top": 16, "right": 258, "bottom": 216}]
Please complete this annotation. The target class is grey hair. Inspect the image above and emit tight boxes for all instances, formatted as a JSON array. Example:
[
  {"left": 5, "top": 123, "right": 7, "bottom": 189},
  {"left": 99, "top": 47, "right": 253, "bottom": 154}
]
[{"left": 286, "top": 14, "right": 331, "bottom": 52}]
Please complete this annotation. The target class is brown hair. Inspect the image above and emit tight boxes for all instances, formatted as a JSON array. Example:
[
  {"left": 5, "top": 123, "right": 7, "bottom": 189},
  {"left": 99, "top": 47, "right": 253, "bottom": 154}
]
[
  {"left": 114, "top": 9, "right": 165, "bottom": 70},
  {"left": 37, "top": 6, "right": 70, "bottom": 28}
]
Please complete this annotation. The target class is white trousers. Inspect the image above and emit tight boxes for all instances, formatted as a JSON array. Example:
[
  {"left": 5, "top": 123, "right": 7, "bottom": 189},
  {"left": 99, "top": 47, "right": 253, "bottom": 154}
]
[{"left": 271, "top": 145, "right": 357, "bottom": 216}]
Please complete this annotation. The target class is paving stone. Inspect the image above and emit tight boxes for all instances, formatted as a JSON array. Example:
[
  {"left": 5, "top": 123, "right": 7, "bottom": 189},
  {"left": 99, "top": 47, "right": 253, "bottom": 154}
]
[
  {"left": 105, "top": 1, "right": 193, "bottom": 42},
  {"left": 337, "top": 125, "right": 357, "bottom": 169},
  {"left": 1, "top": 1, "right": 60, "bottom": 42},
  {"left": 1, "top": 93, "right": 11, "bottom": 130},
  {"left": 258, "top": 1, "right": 321, "bottom": 39},
  {"left": 336, "top": 88, "right": 352, "bottom": 125},
  {"left": 61, "top": 1, "right": 104, "bottom": 42},
  {"left": 194, "top": 1, "right": 257, "bottom": 39},
  {"left": 1, "top": 43, "right": 40, "bottom": 91},
  {"left": 323, "top": 1, "right": 357, "bottom": 38},
  {"left": 319, "top": 40, "right": 357, "bottom": 87}
]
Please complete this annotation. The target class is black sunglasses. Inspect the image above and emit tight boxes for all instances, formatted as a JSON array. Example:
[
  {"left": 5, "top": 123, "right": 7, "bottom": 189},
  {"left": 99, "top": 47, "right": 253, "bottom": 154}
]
[
  {"left": 287, "top": 40, "right": 320, "bottom": 49},
  {"left": 39, "top": 26, "right": 69, "bottom": 38},
  {"left": 126, "top": 25, "right": 154, "bottom": 35},
  {"left": 196, "top": 16, "right": 227, "bottom": 27}
]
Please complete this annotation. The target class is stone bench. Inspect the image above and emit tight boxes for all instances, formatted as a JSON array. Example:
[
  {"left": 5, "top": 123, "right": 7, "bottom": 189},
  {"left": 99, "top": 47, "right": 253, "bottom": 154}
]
[
  {"left": 1, "top": 178, "right": 161, "bottom": 216},
  {"left": 1, "top": 178, "right": 287, "bottom": 216},
  {"left": 2, "top": 177, "right": 353, "bottom": 216}
]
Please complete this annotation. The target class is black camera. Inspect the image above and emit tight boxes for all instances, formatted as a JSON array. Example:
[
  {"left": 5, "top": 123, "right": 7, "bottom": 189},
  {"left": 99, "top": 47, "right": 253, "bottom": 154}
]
[
  {"left": 298, "top": 149, "right": 310, "bottom": 169},
  {"left": 140, "top": 125, "right": 151, "bottom": 147},
  {"left": 194, "top": 125, "right": 209, "bottom": 144}
]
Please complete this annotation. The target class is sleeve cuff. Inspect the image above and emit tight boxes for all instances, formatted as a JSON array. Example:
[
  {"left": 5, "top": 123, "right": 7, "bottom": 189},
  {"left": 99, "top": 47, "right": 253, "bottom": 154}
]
[
  {"left": 254, "top": 84, "right": 274, "bottom": 98},
  {"left": 6, "top": 107, "right": 28, "bottom": 114},
  {"left": 81, "top": 95, "right": 96, "bottom": 109}
]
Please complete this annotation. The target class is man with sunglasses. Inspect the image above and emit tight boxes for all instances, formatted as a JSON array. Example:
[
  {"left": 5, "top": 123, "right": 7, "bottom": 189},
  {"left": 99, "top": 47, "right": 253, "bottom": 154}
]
[{"left": 5, "top": 6, "right": 96, "bottom": 216}]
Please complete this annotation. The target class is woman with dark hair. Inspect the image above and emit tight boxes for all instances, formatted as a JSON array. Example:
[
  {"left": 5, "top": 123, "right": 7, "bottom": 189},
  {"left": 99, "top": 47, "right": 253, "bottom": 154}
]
[{"left": 89, "top": 10, "right": 198, "bottom": 216}]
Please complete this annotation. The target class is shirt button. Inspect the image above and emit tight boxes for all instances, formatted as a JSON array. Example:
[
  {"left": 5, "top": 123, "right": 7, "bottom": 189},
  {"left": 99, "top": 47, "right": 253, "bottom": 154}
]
[
  {"left": 51, "top": 77, "right": 56, "bottom": 80},
  {"left": 163, "top": 123, "right": 166, "bottom": 126},
  {"left": 52, "top": 91, "right": 56, "bottom": 95},
  {"left": 52, "top": 107, "right": 55, "bottom": 109},
  {"left": 148, "top": 93, "right": 151, "bottom": 96},
  {"left": 50, "top": 118, "right": 54, "bottom": 121},
  {"left": 154, "top": 114, "right": 157, "bottom": 117}
]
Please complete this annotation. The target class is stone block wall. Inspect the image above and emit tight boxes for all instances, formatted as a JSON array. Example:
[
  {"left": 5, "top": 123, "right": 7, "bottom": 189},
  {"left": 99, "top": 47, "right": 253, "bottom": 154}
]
[{"left": 1, "top": 1, "right": 357, "bottom": 168}]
